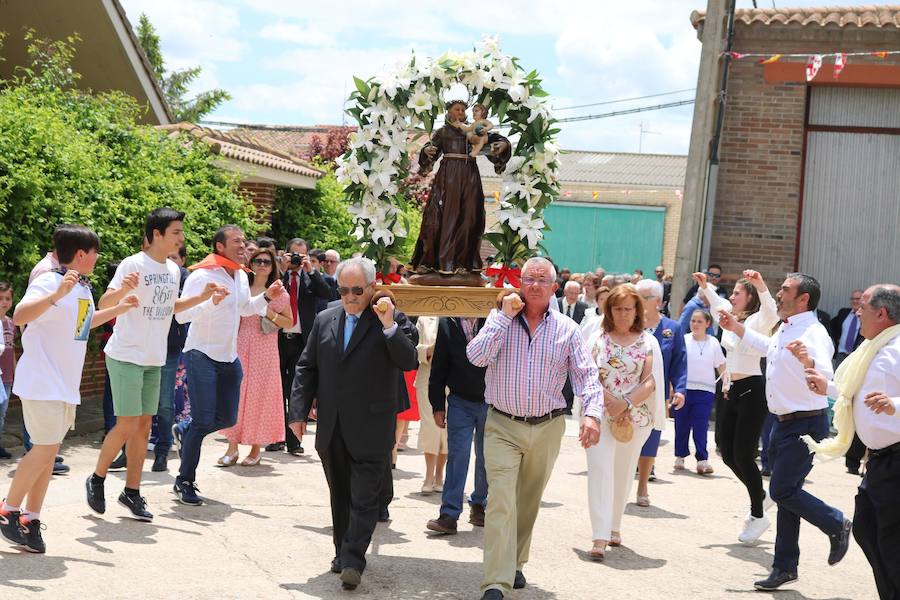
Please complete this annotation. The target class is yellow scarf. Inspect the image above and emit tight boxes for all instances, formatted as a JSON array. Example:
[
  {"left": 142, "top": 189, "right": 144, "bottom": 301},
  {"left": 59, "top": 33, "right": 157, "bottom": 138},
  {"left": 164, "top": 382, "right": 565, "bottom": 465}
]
[{"left": 801, "top": 323, "right": 900, "bottom": 457}]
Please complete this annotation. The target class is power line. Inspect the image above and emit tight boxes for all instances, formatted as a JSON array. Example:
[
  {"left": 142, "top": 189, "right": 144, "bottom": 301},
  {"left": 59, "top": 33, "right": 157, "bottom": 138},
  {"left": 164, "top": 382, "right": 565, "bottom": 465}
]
[
  {"left": 553, "top": 88, "right": 695, "bottom": 111},
  {"left": 556, "top": 99, "right": 695, "bottom": 123}
]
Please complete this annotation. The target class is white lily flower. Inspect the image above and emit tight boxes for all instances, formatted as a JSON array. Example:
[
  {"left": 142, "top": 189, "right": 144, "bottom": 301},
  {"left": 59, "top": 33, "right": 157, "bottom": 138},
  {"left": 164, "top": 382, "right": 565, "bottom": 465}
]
[
  {"left": 504, "top": 156, "right": 527, "bottom": 174},
  {"left": 349, "top": 129, "right": 376, "bottom": 153},
  {"left": 508, "top": 83, "right": 527, "bottom": 103},
  {"left": 407, "top": 86, "right": 434, "bottom": 113},
  {"left": 477, "top": 35, "right": 502, "bottom": 58},
  {"left": 335, "top": 153, "right": 370, "bottom": 186}
]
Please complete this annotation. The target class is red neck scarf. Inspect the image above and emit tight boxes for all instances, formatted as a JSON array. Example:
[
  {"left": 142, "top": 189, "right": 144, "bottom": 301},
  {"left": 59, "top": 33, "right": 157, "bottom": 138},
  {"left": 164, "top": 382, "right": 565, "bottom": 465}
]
[{"left": 188, "top": 253, "right": 252, "bottom": 273}]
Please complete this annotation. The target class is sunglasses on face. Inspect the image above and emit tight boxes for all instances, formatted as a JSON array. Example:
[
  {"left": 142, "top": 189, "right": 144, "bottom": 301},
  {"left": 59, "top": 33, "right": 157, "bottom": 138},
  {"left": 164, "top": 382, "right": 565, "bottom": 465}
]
[
  {"left": 250, "top": 258, "right": 273, "bottom": 266},
  {"left": 339, "top": 286, "right": 368, "bottom": 296},
  {"left": 706, "top": 272, "right": 722, "bottom": 279}
]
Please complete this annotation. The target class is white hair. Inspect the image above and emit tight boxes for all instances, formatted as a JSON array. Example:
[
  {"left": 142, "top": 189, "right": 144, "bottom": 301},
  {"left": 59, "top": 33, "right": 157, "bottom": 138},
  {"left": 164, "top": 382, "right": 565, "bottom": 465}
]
[
  {"left": 635, "top": 278, "right": 663, "bottom": 299},
  {"left": 564, "top": 280, "right": 581, "bottom": 292},
  {"left": 336, "top": 256, "right": 376, "bottom": 285},
  {"left": 522, "top": 256, "right": 557, "bottom": 281},
  {"left": 325, "top": 249, "right": 340, "bottom": 261}
]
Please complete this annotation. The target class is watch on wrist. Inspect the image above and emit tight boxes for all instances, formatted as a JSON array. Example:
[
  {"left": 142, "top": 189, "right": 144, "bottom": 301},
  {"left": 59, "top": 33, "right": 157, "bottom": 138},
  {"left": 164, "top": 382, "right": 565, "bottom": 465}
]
[{"left": 263, "top": 293, "right": 272, "bottom": 303}]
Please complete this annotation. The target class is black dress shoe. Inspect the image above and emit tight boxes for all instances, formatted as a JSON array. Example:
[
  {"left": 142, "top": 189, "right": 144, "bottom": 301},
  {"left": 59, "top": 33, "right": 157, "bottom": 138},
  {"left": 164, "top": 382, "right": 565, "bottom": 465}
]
[
  {"left": 109, "top": 450, "right": 127, "bottom": 471},
  {"left": 52, "top": 461, "right": 70, "bottom": 475},
  {"left": 265, "top": 443, "right": 284, "bottom": 452},
  {"left": 828, "top": 519, "right": 852, "bottom": 565},
  {"left": 378, "top": 507, "right": 390, "bottom": 523},
  {"left": 151, "top": 454, "right": 168, "bottom": 472},
  {"left": 481, "top": 590, "right": 503, "bottom": 599},
  {"left": 754, "top": 568, "right": 798, "bottom": 591},
  {"left": 287, "top": 445, "right": 304, "bottom": 455},
  {"left": 330, "top": 557, "right": 341, "bottom": 573},
  {"left": 340, "top": 567, "right": 361, "bottom": 590},
  {"left": 513, "top": 570, "right": 526, "bottom": 589}
]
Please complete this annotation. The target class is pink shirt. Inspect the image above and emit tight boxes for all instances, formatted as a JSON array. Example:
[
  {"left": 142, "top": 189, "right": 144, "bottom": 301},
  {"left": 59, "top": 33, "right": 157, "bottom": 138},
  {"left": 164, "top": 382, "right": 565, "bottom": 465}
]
[{"left": 467, "top": 308, "right": 604, "bottom": 419}]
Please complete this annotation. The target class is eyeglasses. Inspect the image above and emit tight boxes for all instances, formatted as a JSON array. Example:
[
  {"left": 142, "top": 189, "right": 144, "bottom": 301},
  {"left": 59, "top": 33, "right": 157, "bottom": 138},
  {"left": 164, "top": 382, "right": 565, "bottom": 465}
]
[
  {"left": 521, "top": 276, "right": 553, "bottom": 287},
  {"left": 322, "top": 259, "right": 338, "bottom": 264},
  {"left": 339, "top": 286, "right": 368, "bottom": 296},
  {"left": 250, "top": 258, "right": 272, "bottom": 266}
]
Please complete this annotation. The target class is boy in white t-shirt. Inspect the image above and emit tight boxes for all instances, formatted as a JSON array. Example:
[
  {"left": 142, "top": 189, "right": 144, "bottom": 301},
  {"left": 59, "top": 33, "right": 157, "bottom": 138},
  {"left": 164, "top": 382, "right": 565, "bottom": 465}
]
[
  {"left": 0, "top": 225, "right": 138, "bottom": 553},
  {"left": 86, "top": 208, "right": 223, "bottom": 522},
  {"left": 675, "top": 309, "right": 727, "bottom": 475}
]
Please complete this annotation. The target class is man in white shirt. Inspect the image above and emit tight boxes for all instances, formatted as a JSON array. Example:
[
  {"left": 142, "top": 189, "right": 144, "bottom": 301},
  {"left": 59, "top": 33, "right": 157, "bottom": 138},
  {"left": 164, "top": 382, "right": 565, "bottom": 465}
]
[
  {"left": 806, "top": 284, "right": 900, "bottom": 600},
  {"left": 719, "top": 273, "right": 850, "bottom": 592},
  {"left": 172, "top": 225, "right": 285, "bottom": 505}
]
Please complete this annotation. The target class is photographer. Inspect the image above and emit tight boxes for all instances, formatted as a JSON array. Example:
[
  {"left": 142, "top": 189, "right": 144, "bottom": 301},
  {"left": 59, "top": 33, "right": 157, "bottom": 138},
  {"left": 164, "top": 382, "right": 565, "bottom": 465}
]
[{"left": 272, "top": 238, "right": 333, "bottom": 455}]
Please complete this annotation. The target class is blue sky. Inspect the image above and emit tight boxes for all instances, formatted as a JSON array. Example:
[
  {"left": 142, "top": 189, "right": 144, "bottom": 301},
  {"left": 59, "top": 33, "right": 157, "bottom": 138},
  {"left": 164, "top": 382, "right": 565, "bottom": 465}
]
[{"left": 120, "top": 0, "right": 836, "bottom": 155}]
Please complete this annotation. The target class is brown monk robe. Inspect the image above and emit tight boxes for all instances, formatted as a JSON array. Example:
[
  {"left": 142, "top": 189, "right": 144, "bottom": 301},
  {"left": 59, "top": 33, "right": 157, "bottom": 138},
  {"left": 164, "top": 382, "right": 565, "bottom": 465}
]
[{"left": 410, "top": 101, "right": 510, "bottom": 284}]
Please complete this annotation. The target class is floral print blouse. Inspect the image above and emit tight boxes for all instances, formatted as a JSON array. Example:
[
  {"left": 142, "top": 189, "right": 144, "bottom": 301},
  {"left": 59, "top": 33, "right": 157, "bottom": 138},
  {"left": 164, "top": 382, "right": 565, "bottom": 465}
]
[{"left": 592, "top": 332, "right": 653, "bottom": 428}]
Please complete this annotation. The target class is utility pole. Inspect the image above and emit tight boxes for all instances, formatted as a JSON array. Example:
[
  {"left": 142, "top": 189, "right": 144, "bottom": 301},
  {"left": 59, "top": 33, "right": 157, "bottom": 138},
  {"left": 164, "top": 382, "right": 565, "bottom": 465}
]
[{"left": 671, "top": 0, "right": 732, "bottom": 316}]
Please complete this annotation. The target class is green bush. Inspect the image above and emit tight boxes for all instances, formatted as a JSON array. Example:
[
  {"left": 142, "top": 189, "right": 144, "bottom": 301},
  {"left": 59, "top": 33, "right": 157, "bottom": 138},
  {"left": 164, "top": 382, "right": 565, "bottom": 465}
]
[{"left": 0, "top": 33, "right": 258, "bottom": 296}]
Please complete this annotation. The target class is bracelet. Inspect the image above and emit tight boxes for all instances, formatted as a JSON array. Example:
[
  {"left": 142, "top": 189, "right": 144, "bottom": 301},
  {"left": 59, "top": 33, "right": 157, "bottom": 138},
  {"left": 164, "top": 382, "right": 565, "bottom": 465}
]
[{"left": 263, "top": 293, "right": 272, "bottom": 303}]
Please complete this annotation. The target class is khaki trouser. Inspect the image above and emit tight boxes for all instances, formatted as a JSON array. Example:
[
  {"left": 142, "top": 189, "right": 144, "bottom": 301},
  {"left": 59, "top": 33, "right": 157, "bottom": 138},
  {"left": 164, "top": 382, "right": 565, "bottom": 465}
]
[{"left": 482, "top": 408, "right": 566, "bottom": 595}]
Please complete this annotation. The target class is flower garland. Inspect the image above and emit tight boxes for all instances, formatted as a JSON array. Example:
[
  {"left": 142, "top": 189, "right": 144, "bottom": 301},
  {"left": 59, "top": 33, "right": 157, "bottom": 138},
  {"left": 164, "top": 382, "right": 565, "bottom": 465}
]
[{"left": 335, "top": 36, "right": 561, "bottom": 273}]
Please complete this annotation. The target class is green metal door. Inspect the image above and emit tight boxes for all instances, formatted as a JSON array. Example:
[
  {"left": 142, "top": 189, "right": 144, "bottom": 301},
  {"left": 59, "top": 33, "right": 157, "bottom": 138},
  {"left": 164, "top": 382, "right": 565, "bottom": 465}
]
[{"left": 540, "top": 202, "right": 665, "bottom": 274}]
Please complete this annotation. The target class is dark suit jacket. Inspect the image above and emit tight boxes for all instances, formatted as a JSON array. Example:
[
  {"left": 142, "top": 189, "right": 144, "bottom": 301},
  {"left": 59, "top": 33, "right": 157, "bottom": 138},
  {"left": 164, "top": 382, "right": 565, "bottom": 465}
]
[
  {"left": 558, "top": 298, "right": 588, "bottom": 324},
  {"left": 829, "top": 307, "right": 863, "bottom": 354},
  {"left": 428, "top": 317, "right": 487, "bottom": 411},
  {"left": 289, "top": 305, "right": 418, "bottom": 460},
  {"left": 281, "top": 268, "right": 333, "bottom": 335}
]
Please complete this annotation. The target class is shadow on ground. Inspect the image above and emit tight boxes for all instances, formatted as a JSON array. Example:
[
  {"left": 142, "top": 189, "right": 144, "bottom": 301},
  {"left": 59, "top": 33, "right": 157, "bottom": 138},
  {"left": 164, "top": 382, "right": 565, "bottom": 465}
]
[
  {"left": 572, "top": 545, "right": 667, "bottom": 570},
  {"left": 0, "top": 551, "right": 113, "bottom": 592}
]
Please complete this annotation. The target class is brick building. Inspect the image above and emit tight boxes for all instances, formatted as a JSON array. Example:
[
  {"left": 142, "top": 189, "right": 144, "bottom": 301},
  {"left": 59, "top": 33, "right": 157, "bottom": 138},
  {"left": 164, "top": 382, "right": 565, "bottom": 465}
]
[{"left": 687, "top": 5, "right": 900, "bottom": 315}]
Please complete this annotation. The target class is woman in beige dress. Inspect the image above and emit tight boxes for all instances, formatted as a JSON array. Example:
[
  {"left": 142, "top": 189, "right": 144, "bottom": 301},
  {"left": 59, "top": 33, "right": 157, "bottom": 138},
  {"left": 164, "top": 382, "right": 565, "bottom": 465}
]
[{"left": 415, "top": 316, "right": 448, "bottom": 493}]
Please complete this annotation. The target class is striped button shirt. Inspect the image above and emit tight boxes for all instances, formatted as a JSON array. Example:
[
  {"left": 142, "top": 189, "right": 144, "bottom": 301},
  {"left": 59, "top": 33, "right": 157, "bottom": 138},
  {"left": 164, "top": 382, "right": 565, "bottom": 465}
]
[{"left": 466, "top": 308, "right": 604, "bottom": 419}]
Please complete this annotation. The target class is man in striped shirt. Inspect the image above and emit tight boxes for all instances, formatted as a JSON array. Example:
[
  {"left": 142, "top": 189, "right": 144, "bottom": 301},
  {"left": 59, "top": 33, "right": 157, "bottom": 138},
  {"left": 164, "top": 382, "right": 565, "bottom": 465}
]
[{"left": 468, "top": 257, "right": 604, "bottom": 600}]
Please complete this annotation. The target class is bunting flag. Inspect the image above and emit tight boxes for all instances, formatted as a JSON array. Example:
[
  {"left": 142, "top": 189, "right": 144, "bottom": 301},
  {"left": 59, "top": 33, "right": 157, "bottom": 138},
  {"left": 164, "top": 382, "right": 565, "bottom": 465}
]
[
  {"left": 834, "top": 53, "right": 847, "bottom": 79},
  {"left": 493, "top": 191, "right": 500, "bottom": 200},
  {"left": 758, "top": 54, "right": 782, "bottom": 65},
  {"left": 592, "top": 191, "right": 599, "bottom": 200},
  {"left": 806, "top": 55, "right": 823, "bottom": 81},
  {"left": 563, "top": 190, "right": 572, "bottom": 198},
  {"left": 725, "top": 51, "right": 746, "bottom": 60},
  {"left": 872, "top": 51, "right": 888, "bottom": 59}
]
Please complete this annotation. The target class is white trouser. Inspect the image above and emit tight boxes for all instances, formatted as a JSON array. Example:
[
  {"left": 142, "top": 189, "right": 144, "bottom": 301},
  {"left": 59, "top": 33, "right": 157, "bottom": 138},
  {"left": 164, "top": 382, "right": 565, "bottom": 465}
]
[{"left": 585, "top": 418, "right": 653, "bottom": 540}]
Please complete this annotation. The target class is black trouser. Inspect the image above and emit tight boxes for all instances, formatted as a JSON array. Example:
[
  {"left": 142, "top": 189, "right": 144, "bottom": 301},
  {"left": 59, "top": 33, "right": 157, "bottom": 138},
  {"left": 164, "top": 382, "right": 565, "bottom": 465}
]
[
  {"left": 562, "top": 377, "right": 574, "bottom": 414},
  {"left": 846, "top": 433, "right": 867, "bottom": 474},
  {"left": 854, "top": 447, "right": 900, "bottom": 600},
  {"left": 719, "top": 376, "right": 769, "bottom": 517},
  {"left": 278, "top": 333, "right": 306, "bottom": 450},
  {"left": 320, "top": 421, "right": 387, "bottom": 573}
]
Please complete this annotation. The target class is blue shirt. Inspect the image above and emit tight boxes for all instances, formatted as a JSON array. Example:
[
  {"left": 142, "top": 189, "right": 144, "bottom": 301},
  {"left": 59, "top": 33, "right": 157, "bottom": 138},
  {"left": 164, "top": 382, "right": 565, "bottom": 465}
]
[
  {"left": 651, "top": 316, "right": 687, "bottom": 397},
  {"left": 679, "top": 297, "right": 714, "bottom": 336}
]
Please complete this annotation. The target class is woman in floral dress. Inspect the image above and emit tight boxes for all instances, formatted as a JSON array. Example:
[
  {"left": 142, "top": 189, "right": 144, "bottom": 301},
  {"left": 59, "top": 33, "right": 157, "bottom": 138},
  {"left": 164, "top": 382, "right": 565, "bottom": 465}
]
[
  {"left": 584, "top": 284, "right": 664, "bottom": 559},
  {"left": 218, "top": 247, "right": 293, "bottom": 466}
]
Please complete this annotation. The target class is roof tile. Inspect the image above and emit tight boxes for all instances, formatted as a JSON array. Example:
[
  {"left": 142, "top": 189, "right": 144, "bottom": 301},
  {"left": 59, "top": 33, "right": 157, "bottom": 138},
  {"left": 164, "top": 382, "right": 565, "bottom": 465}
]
[{"left": 691, "top": 5, "right": 900, "bottom": 29}]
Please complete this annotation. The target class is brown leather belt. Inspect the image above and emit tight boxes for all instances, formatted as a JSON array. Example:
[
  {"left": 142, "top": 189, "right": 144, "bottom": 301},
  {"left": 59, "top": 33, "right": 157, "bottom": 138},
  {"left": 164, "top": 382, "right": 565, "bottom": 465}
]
[
  {"left": 491, "top": 406, "right": 567, "bottom": 425},
  {"left": 776, "top": 408, "right": 826, "bottom": 422}
]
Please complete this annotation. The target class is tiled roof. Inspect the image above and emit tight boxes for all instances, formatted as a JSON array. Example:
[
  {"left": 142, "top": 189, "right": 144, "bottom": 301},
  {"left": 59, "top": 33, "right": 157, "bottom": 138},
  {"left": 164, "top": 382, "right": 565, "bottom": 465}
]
[
  {"left": 691, "top": 5, "right": 900, "bottom": 29},
  {"left": 159, "top": 123, "right": 324, "bottom": 179},
  {"left": 230, "top": 125, "right": 336, "bottom": 158},
  {"left": 478, "top": 151, "right": 686, "bottom": 188}
]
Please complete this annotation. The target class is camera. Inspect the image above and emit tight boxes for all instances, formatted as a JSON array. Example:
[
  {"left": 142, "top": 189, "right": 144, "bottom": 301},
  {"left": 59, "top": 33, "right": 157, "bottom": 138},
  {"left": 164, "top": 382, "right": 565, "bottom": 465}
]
[{"left": 290, "top": 252, "right": 306, "bottom": 266}]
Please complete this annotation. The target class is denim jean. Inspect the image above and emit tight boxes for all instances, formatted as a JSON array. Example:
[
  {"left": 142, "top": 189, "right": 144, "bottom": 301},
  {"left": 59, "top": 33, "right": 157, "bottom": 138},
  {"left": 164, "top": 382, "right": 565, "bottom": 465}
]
[
  {"left": 177, "top": 350, "right": 243, "bottom": 483},
  {"left": 0, "top": 382, "right": 9, "bottom": 437},
  {"left": 439, "top": 395, "right": 489, "bottom": 520},
  {"left": 760, "top": 411, "right": 777, "bottom": 470},
  {"left": 152, "top": 351, "right": 180, "bottom": 457}
]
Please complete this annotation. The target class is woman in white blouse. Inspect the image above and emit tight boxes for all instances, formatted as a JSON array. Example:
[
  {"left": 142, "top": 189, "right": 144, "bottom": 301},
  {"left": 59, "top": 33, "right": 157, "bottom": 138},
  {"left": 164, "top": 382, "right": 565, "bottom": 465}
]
[{"left": 696, "top": 269, "right": 779, "bottom": 545}]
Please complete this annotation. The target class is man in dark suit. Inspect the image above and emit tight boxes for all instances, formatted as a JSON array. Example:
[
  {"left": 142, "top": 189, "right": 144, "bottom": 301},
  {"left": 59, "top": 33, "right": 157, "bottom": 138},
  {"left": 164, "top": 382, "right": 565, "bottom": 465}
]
[
  {"left": 273, "top": 238, "right": 332, "bottom": 455},
  {"left": 830, "top": 289, "right": 866, "bottom": 474},
  {"left": 558, "top": 280, "right": 588, "bottom": 324},
  {"left": 288, "top": 257, "right": 418, "bottom": 592}
]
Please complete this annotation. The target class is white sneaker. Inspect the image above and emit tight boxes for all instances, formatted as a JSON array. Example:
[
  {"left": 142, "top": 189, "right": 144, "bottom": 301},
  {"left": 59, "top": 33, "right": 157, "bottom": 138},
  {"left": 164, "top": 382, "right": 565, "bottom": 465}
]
[
  {"left": 697, "top": 460, "right": 714, "bottom": 474},
  {"left": 674, "top": 457, "right": 685, "bottom": 470},
  {"left": 738, "top": 514, "right": 771, "bottom": 545}
]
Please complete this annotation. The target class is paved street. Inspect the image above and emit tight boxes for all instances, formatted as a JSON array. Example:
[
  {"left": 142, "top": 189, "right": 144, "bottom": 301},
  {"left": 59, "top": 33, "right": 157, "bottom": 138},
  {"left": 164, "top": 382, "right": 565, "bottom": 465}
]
[{"left": 0, "top": 418, "right": 875, "bottom": 599}]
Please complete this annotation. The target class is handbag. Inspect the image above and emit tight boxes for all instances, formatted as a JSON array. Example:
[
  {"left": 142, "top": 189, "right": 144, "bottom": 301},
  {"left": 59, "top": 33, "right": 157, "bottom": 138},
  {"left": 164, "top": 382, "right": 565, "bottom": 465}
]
[
  {"left": 260, "top": 314, "right": 279, "bottom": 335},
  {"left": 610, "top": 417, "right": 634, "bottom": 443}
]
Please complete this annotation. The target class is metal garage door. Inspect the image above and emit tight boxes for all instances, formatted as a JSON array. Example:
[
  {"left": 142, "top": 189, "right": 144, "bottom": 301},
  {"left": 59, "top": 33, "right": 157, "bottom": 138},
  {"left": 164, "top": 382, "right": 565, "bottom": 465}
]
[
  {"left": 541, "top": 202, "right": 666, "bottom": 274},
  {"left": 799, "top": 87, "right": 900, "bottom": 316}
]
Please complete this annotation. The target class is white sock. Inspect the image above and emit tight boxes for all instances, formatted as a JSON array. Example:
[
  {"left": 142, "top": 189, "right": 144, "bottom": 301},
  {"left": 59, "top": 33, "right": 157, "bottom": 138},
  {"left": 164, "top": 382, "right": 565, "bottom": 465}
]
[
  {"left": 21, "top": 511, "right": 40, "bottom": 522},
  {"left": 2, "top": 501, "right": 20, "bottom": 513}
]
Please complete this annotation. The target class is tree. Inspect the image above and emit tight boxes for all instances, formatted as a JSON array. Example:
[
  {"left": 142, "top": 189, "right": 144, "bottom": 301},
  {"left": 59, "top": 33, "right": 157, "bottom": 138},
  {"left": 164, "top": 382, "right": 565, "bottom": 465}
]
[{"left": 135, "top": 14, "right": 231, "bottom": 122}]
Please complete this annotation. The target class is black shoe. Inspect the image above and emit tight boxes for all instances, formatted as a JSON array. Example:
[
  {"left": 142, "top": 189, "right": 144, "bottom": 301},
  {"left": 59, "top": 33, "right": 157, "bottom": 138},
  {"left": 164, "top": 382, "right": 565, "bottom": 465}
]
[
  {"left": 340, "top": 567, "right": 361, "bottom": 590},
  {"left": 378, "top": 507, "right": 390, "bottom": 523},
  {"left": 514, "top": 570, "right": 526, "bottom": 590},
  {"left": 287, "top": 445, "right": 304, "bottom": 455},
  {"left": 173, "top": 478, "right": 203, "bottom": 506},
  {"left": 265, "top": 443, "right": 284, "bottom": 452},
  {"left": 754, "top": 568, "right": 798, "bottom": 591},
  {"left": 0, "top": 506, "right": 24, "bottom": 545},
  {"left": 86, "top": 475, "right": 106, "bottom": 514},
  {"left": 19, "top": 518, "right": 46, "bottom": 553},
  {"left": 52, "top": 461, "right": 70, "bottom": 475},
  {"left": 118, "top": 491, "right": 153, "bottom": 522},
  {"left": 330, "top": 556, "right": 342, "bottom": 574},
  {"left": 481, "top": 590, "right": 503, "bottom": 600},
  {"left": 426, "top": 514, "right": 458, "bottom": 534},
  {"left": 0, "top": 447, "right": 11, "bottom": 459},
  {"left": 55, "top": 455, "right": 64, "bottom": 463},
  {"left": 761, "top": 468, "right": 772, "bottom": 477},
  {"left": 109, "top": 449, "right": 127, "bottom": 471},
  {"left": 172, "top": 423, "right": 184, "bottom": 460},
  {"left": 828, "top": 519, "right": 852, "bottom": 565},
  {"left": 151, "top": 454, "right": 168, "bottom": 472},
  {"left": 648, "top": 466, "right": 657, "bottom": 482}
]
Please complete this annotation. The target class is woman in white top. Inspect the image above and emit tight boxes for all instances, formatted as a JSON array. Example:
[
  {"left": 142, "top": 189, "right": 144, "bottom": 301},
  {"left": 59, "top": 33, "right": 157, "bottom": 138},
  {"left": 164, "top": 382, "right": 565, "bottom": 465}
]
[
  {"left": 695, "top": 269, "right": 778, "bottom": 544},
  {"left": 579, "top": 286, "right": 610, "bottom": 344},
  {"left": 675, "top": 310, "right": 727, "bottom": 475},
  {"left": 414, "top": 316, "right": 448, "bottom": 493},
  {"left": 585, "top": 284, "right": 663, "bottom": 560}
]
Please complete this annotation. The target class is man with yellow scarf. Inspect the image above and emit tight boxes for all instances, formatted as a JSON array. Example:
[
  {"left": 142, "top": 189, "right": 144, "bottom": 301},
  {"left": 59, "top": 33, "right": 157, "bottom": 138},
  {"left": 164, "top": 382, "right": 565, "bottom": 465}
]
[{"left": 804, "top": 284, "right": 900, "bottom": 600}]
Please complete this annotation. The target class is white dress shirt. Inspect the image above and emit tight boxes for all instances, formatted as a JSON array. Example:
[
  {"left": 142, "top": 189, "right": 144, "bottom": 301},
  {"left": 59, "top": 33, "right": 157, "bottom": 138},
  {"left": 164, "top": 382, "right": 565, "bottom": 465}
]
[
  {"left": 176, "top": 266, "right": 269, "bottom": 363},
  {"left": 702, "top": 286, "right": 779, "bottom": 376},
  {"left": 742, "top": 311, "right": 835, "bottom": 415},
  {"left": 827, "top": 335, "right": 900, "bottom": 450}
]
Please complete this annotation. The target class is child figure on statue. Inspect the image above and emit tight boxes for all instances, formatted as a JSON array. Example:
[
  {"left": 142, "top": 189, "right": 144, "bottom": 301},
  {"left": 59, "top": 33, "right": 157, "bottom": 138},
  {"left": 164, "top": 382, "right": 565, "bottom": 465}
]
[{"left": 450, "top": 104, "right": 494, "bottom": 157}]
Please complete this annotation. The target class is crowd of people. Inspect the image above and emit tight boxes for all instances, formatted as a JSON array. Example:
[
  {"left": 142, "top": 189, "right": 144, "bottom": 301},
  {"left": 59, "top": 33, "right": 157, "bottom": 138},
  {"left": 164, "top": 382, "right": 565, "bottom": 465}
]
[{"left": 0, "top": 209, "right": 898, "bottom": 600}]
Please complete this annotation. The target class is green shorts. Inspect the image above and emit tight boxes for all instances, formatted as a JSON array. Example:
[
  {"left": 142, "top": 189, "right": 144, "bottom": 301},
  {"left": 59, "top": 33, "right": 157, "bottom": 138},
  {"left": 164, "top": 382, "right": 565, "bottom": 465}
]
[{"left": 106, "top": 356, "right": 161, "bottom": 417}]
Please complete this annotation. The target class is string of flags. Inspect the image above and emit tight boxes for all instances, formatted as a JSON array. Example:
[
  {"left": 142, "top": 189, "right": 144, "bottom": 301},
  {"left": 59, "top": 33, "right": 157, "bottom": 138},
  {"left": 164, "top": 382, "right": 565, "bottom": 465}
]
[
  {"left": 723, "top": 50, "right": 900, "bottom": 81},
  {"left": 492, "top": 189, "right": 683, "bottom": 201}
]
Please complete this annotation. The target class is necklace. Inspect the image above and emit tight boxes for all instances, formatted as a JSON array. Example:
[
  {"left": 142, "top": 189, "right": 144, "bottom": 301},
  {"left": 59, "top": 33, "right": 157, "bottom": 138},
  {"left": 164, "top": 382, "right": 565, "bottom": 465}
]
[{"left": 695, "top": 337, "right": 709, "bottom": 356}]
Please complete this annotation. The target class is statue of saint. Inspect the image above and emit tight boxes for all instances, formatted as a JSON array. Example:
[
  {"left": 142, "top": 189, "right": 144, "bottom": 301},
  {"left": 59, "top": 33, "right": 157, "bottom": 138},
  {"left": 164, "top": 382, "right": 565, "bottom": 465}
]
[{"left": 409, "top": 100, "right": 511, "bottom": 286}]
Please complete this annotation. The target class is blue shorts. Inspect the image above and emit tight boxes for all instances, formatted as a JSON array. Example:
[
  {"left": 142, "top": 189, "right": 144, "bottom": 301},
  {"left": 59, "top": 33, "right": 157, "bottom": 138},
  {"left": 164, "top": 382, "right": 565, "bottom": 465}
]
[{"left": 640, "top": 428, "right": 662, "bottom": 457}]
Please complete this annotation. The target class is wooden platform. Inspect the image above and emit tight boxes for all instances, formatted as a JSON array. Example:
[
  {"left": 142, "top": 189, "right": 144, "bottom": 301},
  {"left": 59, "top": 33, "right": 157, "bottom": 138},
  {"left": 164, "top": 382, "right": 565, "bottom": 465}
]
[{"left": 376, "top": 284, "right": 506, "bottom": 317}]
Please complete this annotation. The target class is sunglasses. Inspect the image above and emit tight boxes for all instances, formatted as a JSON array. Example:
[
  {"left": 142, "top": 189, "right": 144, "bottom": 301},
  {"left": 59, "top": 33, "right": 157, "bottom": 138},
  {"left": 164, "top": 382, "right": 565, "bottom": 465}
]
[
  {"left": 706, "top": 271, "right": 722, "bottom": 279},
  {"left": 339, "top": 285, "right": 369, "bottom": 296},
  {"left": 250, "top": 258, "right": 273, "bottom": 266}
]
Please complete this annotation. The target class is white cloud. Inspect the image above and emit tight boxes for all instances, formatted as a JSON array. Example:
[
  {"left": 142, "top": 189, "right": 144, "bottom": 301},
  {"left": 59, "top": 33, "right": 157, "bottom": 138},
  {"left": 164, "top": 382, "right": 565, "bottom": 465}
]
[{"left": 258, "top": 22, "right": 335, "bottom": 46}]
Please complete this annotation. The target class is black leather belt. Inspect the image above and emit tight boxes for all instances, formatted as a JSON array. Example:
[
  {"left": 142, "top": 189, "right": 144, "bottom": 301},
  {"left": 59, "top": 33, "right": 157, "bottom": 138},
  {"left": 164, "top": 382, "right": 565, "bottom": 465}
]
[
  {"left": 776, "top": 408, "right": 827, "bottom": 422},
  {"left": 869, "top": 441, "right": 900, "bottom": 458},
  {"left": 491, "top": 406, "right": 567, "bottom": 425}
]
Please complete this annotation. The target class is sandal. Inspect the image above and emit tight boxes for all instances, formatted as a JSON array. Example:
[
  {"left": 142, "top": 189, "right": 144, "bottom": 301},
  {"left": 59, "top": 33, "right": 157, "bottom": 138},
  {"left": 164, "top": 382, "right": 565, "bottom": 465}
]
[
  {"left": 609, "top": 531, "right": 622, "bottom": 547},
  {"left": 636, "top": 494, "right": 650, "bottom": 507},
  {"left": 589, "top": 540, "right": 606, "bottom": 561},
  {"left": 217, "top": 453, "right": 239, "bottom": 467},
  {"left": 240, "top": 455, "right": 261, "bottom": 466}
]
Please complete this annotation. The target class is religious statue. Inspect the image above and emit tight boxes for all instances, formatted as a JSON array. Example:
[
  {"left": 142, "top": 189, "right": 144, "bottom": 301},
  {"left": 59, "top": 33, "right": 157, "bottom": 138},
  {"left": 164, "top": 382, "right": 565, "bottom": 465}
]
[
  {"left": 449, "top": 103, "right": 494, "bottom": 157},
  {"left": 409, "top": 100, "right": 511, "bottom": 286}
]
